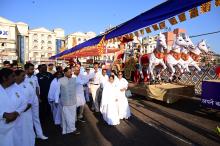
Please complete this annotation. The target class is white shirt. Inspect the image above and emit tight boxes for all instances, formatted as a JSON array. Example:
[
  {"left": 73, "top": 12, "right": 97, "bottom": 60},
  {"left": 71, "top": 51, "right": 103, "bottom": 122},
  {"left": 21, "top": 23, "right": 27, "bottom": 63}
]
[
  {"left": 16, "top": 82, "right": 35, "bottom": 105},
  {"left": 100, "top": 75, "right": 109, "bottom": 88},
  {"left": 48, "top": 78, "right": 60, "bottom": 104},
  {"left": 25, "top": 74, "right": 39, "bottom": 92},
  {"left": 73, "top": 74, "right": 87, "bottom": 98},
  {"left": 91, "top": 71, "right": 102, "bottom": 85},
  {"left": 0, "top": 84, "right": 26, "bottom": 146},
  {"left": 4, "top": 84, "right": 27, "bottom": 116}
]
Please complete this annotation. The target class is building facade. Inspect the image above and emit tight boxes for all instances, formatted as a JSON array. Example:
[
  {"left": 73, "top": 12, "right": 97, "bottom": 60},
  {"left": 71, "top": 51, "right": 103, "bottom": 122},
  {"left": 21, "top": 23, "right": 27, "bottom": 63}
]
[
  {"left": 0, "top": 17, "right": 18, "bottom": 64},
  {"left": 0, "top": 16, "right": 65, "bottom": 65},
  {"left": 28, "top": 27, "right": 65, "bottom": 63}
]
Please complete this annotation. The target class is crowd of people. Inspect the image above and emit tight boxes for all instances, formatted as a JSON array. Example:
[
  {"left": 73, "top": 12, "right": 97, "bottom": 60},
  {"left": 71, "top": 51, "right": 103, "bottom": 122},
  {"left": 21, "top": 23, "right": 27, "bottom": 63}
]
[{"left": 0, "top": 60, "right": 131, "bottom": 146}]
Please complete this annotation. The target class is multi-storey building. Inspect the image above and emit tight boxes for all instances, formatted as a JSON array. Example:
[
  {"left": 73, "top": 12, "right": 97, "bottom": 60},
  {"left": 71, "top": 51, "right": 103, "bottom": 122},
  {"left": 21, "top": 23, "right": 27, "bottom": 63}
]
[
  {"left": 0, "top": 16, "right": 65, "bottom": 65},
  {"left": 0, "top": 17, "right": 18, "bottom": 64},
  {"left": 28, "top": 27, "right": 65, "bottom": 63}
]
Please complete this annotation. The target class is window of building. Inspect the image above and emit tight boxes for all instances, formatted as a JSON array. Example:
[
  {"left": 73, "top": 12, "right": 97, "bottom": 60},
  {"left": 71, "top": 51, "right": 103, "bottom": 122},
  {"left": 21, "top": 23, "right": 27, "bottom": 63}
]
[
  {"left": 41, "top": 46, "right": 44, "bottom": 50},
  {"left": 33, "top": 34, "right": 38, "bottom": 39},
  {"left": 78, "top": 38, "right": 81, "bottom": 42},
  {"left": 84, "top": 39, "right": 87, "bottom": 41},
  {"left": 33, "top": 40, "right": 38, "bottom": 43},
  {"left": 33, "top": 52, "right": 38, "bottom": 56},
  {"left": 48, "top": 47, "right": 52, "bottom": 50},
  {"left": 41, "top": 34, "right": 44, "bottom": 37},
  {"left": 41, "top": 54, "right": 45, "bottom": 58},
  {"left": 33, "top": 46, "right": 38, "bottom": 50},
  {"left": 48, "top": 41, "right": 52, "bottom": 44},
  {"left": 48, "top": 35, "right": 52, "bottom": 40},
  {"left": 41, "top": 40, "right": 45, "bottom": 44}
]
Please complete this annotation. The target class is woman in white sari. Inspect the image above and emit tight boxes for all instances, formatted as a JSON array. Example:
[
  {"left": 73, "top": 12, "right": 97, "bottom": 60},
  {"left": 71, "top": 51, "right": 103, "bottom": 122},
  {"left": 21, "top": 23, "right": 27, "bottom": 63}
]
[
  {"left": 117, "top": 71, "right": 131, "bottom": 119},
  {"left": 100, "top": 75, "right": 120, "bottom": 125}
]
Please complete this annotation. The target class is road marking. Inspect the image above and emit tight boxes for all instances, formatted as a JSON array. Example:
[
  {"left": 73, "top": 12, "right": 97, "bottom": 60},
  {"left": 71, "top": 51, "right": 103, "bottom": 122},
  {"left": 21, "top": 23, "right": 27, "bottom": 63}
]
[{"left": 145, "top": 122, "right": 193, "bottom": 145}]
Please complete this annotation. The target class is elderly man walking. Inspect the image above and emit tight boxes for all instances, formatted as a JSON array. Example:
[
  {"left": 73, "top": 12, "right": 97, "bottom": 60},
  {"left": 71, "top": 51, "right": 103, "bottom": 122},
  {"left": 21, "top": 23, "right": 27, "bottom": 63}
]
[{"left": 59, "top": 67, "right": 80, "bottom": 135}]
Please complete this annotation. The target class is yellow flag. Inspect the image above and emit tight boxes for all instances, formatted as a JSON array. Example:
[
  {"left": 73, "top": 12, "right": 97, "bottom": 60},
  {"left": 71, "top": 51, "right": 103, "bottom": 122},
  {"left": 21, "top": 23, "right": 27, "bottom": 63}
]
[
  {"left": 215, "top": 0, "right": 220, "bottom": 7},
  {"left": 140, "top": 29, "right": 145, "bottom": 35},
  {"left": 159, "top": 21, "right": 165, "bottom": 29},
  {"left": 200, "top": 1, "right": 211, "bottom": 13},
  {"left": 178, "top": 13, "right": 186, "bottom": 22},
  {"left": 168, "top": 17, "right": 178, "bottom": 25},
  {"left": 145, "top": 27, "right": 151, "bottom": 33},
  {"left": 189, "top": 7, "right": 199, "bottom": 18},
  {"left": 152, "top": 24, "right": 159, "bottom": 31}
]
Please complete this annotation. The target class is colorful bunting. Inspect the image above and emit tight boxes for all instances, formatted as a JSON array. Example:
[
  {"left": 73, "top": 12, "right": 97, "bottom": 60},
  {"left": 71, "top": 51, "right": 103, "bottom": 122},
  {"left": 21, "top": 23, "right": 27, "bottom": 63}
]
[
  {"left": 145, "top": 27, "right": 151, "bottom": 33},
  {"left": 200, "top": 1, "right": 211, "bottom": 13},
  {"left": 168, "top": 17, "right": 178, "bottom": 25},
  {"left": 178, "top": 13, "right": 186, "bottom": 22},
  {"left": 152, "top": 24, "right": 159, "bottom": 31},
  {"left": 159, "top": 21, "right": 165, "bottom": 29},
  {"left": 215, "top": 0, "right": 220, "bottom": 7},
  {"left": 189, "top": 7, "right": 199, "bottom": 18}
]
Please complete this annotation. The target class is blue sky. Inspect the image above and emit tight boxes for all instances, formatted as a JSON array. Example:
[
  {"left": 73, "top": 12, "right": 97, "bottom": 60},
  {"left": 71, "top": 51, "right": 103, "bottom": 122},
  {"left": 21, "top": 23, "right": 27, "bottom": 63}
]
[{"left": 1, "top": 0, "right": 220, "bottom": 53}]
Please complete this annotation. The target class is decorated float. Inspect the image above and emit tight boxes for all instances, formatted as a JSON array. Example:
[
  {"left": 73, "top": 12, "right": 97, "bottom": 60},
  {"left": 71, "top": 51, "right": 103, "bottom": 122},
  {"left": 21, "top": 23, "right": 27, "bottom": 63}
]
[{"left": 50, "top": 0, "right": 220, "bottom": 106}]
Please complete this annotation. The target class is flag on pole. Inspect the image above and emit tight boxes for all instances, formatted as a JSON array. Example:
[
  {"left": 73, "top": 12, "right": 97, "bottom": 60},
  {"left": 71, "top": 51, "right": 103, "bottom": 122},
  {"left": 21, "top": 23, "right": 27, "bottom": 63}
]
[
  {"left": 189, "top": 7, "right": 199, "bottom": 18},
  {"left": 152, "top": 24, "right": 159, "bottom": 31},
  {"left": 168, "top": 17, "right": 178, "bottom": 25},
  {"left": 140, "top": 29, "right": 145, "bottom": 35},
  {"left": 159, "top": 21, "right": 165, "bottom": 29},
  {"left": 215, "top": 0, "right": 220, "bottom": 7},
  {"left": 145, "top": 27, "right": 151, "bottom": 33},
  {"left": 200, "top": 1, "right": 211, "bottom": 13},
  {"left": 178, "top": 13, "right": 186, "bottom": 22}
]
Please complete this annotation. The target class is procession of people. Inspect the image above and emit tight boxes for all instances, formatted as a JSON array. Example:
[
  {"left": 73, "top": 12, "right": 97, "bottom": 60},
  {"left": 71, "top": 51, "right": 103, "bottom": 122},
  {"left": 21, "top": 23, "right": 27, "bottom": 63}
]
[{"left": 0, "top": 61, "right": 131, "bottom": 146}]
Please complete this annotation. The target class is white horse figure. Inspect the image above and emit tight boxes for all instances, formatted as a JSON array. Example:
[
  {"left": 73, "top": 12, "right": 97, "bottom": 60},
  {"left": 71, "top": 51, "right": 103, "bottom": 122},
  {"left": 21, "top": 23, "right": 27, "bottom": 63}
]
[
  {"left": 180, "top": 39, "right": 209, "bottom": 72},
  {"left": 166, "top": 35, "right": 188, "bottom": 81},
  {"left": 147, "top": 32, "right": 168, "bottom": 81}
]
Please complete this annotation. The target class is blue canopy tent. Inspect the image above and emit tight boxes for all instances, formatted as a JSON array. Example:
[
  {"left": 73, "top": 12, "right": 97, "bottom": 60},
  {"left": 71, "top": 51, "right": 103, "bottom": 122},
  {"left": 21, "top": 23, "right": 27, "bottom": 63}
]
[{"left": 50, "top": 0, "right": 211, "bottom": 59}]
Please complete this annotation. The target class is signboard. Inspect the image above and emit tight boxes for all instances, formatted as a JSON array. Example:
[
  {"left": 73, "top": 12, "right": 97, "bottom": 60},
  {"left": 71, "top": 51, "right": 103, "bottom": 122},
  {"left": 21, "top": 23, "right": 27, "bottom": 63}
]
[
  {"left": 201, "top": 80, "right": 220, "bottom": 110},
  {"left": 0, "top": 26, "right": 9, "bottom": 39}
]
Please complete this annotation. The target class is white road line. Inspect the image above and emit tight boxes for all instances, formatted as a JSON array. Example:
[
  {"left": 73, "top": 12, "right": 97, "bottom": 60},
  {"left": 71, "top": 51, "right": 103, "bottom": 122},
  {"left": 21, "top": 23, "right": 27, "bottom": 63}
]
[{"left": 146, "top": 122, "right": 193, "bottom": 145}]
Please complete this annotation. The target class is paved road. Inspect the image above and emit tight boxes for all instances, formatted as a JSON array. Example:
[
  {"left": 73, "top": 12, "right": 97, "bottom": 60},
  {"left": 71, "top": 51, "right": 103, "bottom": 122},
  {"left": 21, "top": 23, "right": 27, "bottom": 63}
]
[{"left": 36, "top": 97, "right": 220, "bottom": 146}]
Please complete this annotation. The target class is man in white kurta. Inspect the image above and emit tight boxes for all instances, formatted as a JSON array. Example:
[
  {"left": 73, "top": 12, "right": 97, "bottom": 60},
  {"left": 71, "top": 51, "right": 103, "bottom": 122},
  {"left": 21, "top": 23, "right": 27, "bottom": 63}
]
[
  {"left": 100, "top": 69, "right": 109, "bottom": 89},
  {"left": 59, "top": 68, "right": 79, "bottom": 135},
  {"left": 100, "top": 76, "right": 120, "bottom": 125},
  {"left": 117, "top": 72, "right": 131, "bottom": 119},
  {"left": 15, "top": 76, "right": 35, "bottom": 146},
  {"left": 74, "top": 67, "right": 91, "bottom": 122},
  {"left": 48, "top": 76, "right": 62, "bottom": 125},
  {"left": 24, "top": 63, "right": 47, "bottom": 139},
  {"left": 90, "top": 63, "right": 102, "bottom": 112}
]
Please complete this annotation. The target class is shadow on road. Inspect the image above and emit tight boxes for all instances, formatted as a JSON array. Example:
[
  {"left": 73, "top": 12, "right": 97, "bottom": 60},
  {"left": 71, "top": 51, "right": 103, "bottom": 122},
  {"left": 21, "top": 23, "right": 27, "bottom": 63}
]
[{"left": 93, "top": 111, "right": 176, "bottom": 146}]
